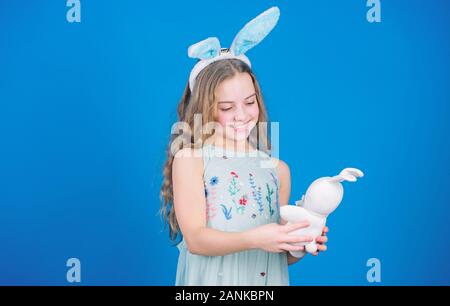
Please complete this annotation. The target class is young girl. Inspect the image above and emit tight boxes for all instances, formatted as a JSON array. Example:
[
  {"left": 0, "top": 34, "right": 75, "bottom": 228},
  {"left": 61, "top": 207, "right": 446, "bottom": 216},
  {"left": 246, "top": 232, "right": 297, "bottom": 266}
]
[{"left": 160, "top": 7, "right": 328, "bottom": 286}]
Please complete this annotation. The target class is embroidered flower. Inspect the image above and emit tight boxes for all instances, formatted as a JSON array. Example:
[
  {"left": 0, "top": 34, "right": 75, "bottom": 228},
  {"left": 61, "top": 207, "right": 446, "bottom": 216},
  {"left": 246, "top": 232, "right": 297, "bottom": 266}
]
[
  {"left": 209, "top": 176, "right": 219, "bottom": 186},
  {"left": 228, "top": 171, "right": 243, "bottom": 214},
  {"left": 270, "top": 172, "right": 280, "bottom": 214},
  {"left": 228, "top": 172, "right": 240, "bottom": 196},
  {"left": 249, "top": 173, "right": 264, "bottom": 215},
  {"left": 257, "top": 186, "right": 263, "bottom": 215},
  {"left": 239, "top": 195, "right": 248, "bottom": 206},
  {"left": 266, "top": 183, "right": 275, "bottom": 217}
]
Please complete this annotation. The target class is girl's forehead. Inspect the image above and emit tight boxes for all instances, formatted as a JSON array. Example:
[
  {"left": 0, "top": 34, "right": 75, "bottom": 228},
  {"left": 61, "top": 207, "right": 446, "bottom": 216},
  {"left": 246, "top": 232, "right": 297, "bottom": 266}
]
[{"left": 215, "top": 73, "right": 256, "bottom": 102}]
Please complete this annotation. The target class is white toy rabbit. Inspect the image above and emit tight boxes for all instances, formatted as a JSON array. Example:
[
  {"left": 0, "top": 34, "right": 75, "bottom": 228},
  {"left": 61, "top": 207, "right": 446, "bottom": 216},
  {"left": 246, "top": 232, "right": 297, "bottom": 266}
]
[{"left": 280, "top": 168, "right": 364, "bottom": 257}]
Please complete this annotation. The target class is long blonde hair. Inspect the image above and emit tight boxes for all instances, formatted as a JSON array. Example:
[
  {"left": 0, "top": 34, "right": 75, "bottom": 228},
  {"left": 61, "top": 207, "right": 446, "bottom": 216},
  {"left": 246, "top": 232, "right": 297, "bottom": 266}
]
[{"left": 160, "top": 59, "right": 271, "bottom": 241}]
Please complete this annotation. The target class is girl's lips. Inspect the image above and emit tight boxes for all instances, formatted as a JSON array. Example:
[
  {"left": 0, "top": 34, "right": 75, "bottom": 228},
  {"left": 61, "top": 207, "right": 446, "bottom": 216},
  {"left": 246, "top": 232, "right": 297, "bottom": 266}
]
[
  {"left": 231, "top": 121, "right": 252, "bottom": 132},
  {"left": 234, "top": 124, "right": 248, "bottom": 132}
]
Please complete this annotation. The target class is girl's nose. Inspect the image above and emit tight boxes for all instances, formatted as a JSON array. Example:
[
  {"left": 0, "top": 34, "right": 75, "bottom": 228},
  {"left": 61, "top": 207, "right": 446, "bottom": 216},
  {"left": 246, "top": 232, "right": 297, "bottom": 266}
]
[{"left": 234, "top": 105, "right": 247, "bottom": 122}]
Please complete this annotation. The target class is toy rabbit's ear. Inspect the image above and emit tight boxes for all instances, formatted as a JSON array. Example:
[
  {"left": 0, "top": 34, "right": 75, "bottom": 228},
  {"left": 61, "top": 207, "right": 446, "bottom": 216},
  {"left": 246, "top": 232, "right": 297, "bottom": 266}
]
[
  {"left": 344, "top": 168, "right": 364, "bottom": 178},
  {"left": 230, "top": 6, "right": 280, "bottom": 56},
  {"left": 295, "top": 194, "right": 305, "bottom": 206},
  {"left": 333, "top": 168, "right": 364, "bottom": 182},
  {"left": 340, "top": 172, "right": 357, "bottom": 182},
  {"left": 188, "top": 37, "right": 221, "bottom": 60}
]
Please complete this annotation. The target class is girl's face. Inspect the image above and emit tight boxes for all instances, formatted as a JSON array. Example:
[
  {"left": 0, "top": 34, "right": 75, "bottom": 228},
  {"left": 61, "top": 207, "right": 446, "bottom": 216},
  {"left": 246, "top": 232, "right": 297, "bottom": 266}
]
[{"left": 214, "top": 72, "right": 260, "bottom": 144}]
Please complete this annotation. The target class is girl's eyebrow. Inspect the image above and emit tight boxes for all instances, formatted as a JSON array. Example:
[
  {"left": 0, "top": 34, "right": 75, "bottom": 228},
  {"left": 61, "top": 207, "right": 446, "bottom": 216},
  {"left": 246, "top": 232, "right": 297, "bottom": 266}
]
[{"left": 218, "top": 93, "right": 256, "bottom": 104}]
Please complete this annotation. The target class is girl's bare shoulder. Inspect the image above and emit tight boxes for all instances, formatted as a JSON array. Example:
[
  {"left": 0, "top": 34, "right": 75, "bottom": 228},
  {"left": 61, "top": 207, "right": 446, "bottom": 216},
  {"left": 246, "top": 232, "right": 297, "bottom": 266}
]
[
  {"left": 172, "top": 147, "right": 204, "bottom": 175},
  {"left": 268, "top": 157, "right": 290, "bottom": 178}
]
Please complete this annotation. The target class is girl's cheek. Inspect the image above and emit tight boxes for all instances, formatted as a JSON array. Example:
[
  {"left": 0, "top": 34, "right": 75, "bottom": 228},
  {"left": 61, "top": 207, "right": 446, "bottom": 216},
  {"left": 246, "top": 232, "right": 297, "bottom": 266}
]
[
  {"left": 216, "top": 112, "right": 233, "bottom": 127},
  {"left": 246, "top": 104, "right": 259, "bottom": 123},
  {"left": 250, "top": 104, "right": 259, "bottom": 119}
]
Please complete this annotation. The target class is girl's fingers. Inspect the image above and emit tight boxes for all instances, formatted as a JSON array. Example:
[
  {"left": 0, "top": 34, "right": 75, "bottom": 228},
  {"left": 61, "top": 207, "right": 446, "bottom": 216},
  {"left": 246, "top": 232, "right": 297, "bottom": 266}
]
[
  {"left": 316, "top": 236, "right": 328, "bottom": 243},
  {"left": 285, "top": 235, "right": 313, "bottom": 244},
  {"left": 317, "top": 244, "right": 327, "bottom": 252},
  {"left": 281, "top": 243, "right": 305, "bottom": 253},
  {"left": 284, "top": 221, "right": 310, "bottom": 233}
]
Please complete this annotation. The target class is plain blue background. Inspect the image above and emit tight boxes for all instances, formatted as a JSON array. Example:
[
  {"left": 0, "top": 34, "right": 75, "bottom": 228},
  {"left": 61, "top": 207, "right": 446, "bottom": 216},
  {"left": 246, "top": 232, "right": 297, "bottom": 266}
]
[{"left": 0, "top": 0, "right": 449, "bottom": 285}]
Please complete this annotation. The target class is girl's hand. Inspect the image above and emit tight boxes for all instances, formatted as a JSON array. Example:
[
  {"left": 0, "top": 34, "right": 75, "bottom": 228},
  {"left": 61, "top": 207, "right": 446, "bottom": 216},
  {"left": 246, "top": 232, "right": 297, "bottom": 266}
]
[
  {"left": 247, "top": 222, "right": 313, "bottom": 253},
  {"left": 311, "top": 226, "right": 329, "bottom": 256}
]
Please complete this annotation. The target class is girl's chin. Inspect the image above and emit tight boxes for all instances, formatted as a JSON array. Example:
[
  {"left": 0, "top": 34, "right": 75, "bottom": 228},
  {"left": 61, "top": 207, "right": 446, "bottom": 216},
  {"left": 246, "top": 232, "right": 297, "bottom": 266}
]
[{"left": 225, "top": 132, "right": 249, "bottom": 142}]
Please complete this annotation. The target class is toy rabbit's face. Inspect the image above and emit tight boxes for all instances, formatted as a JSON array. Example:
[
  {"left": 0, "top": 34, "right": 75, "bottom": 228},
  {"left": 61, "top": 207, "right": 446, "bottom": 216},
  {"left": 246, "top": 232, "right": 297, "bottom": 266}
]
[{"left": 303, "top": 178, "right": 344, "bottom": 216}]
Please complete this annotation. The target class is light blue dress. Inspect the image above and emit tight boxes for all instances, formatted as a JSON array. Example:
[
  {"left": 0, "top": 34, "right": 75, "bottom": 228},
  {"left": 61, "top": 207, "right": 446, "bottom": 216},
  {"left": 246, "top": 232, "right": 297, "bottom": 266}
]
[{"left": 175, "top": 144, "right": 289, "bottom": 286}]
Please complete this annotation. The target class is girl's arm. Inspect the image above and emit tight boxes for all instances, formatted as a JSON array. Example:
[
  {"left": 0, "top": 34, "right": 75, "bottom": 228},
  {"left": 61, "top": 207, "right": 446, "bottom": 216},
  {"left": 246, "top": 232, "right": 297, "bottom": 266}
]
[{"left": 172, "top": 148, "right": 311, "bottom": 257}]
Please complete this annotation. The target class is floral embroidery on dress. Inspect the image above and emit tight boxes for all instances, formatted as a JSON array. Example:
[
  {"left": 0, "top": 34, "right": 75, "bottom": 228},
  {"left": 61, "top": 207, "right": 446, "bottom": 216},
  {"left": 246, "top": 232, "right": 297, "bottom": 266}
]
[
  {"left": 204, "top": 169, "right": 279, "bottom": 223},
  {"left": 235, "top": 194, "right": 248, "bottom": 215},
  {"left": 239, "top": 195, "right": 248, "bottom": 206},
  {"left": 228, "top": 171, "right": 245, "bottom": 215},
  {"left": 257, "top": 186, "right": 263, "bottom": 216},
  {"left": 210, "top": 176, "right": 219, "bottom": 185},
  {"left": 249, "top": 173, "right": 264, "bottom": 215},
  {"left": 270, "top": 172, "right": 280, "bottom": 214},
  {"left": 228, "top": 172, "right": 240, "bottom": 196},
  {"left": 266, "top": 183, "right": 275, "bottom": 218},
  {"left": 248, "top": 174, "right": 256, "bottom": 209},
  {"left": 220, "top": 204, "right": 232, "bottom": 220}
]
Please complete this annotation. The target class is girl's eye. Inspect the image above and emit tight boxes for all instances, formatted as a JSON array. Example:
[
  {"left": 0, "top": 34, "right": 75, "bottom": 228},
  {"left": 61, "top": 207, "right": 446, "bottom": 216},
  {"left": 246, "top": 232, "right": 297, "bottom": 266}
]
[
  {"left": 246, "top": 101, "right": 256, "bottom": 105},
  {"left": 220, "top": 108, "right": 232, "bottom": 111}
]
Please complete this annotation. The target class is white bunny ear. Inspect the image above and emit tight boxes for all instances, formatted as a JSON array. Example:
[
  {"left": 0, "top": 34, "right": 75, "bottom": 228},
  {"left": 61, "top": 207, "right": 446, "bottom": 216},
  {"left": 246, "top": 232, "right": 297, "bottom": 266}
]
[
  {"left": 344, "top": 168, "right": 364, "bottom": 178},
  {"left": 188, "top": 37, "right": 221, "bottom": 60},
  {"left": 340, "top": 171, "right": 357, "bottom": 182},
  {"left": 230, "top": 6, "right": 280, "bottom": 56},
  {"left": 331, "top": 168, "right": 364, "bottom": 183}
]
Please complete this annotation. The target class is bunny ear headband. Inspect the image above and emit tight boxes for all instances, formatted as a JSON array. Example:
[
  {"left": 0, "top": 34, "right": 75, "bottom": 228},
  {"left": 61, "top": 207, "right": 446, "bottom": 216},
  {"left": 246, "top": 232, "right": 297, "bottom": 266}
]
[{"left": 187, "top": 6, "right": 280, "bottom": 92}]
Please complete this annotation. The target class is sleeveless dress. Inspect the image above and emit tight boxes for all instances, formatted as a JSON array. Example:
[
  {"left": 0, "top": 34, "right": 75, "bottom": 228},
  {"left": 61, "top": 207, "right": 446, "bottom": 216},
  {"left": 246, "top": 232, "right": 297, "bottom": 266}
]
[{"left": 175, "top": 144, "right": 289, "bottom": 286}]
